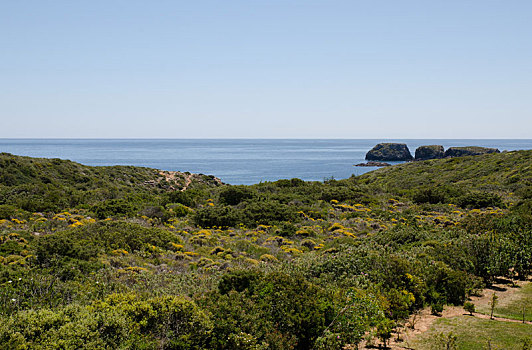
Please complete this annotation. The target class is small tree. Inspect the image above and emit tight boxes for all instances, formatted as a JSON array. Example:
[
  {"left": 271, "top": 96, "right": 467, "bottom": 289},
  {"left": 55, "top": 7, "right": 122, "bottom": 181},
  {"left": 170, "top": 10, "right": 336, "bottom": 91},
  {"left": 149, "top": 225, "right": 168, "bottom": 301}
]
[
  {"left": 376, "top": 319, "right": 395, "bottom": 349},
  {"left": 408, "top": 310, "right": 420, "bottom": 329},
  {"left": 489, "top": 293, "right": 498, "bottom": 320},
  {"left": 463, "top": 302, "right": 475, "bottom": 316},
  {"left": 431, "top": 332, "right": 457, "bottom": 350},
  {"left": 431, "top": 302, "right": 444, "bottom": 316}
]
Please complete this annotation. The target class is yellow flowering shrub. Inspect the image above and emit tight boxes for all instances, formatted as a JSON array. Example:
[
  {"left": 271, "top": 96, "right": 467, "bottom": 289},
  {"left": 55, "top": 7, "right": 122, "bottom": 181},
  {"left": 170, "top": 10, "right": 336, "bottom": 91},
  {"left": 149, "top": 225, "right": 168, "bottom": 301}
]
[
  {"left": 194, "top": 229, "right": 212, "bottom": 236},
  {"left": 281, "top": 246, "right": 303, "bottom": 255},
  {"left": 125, "top": 266, "right": 148, "bottom": 273},
  {"left": 329, "top": 222, "right": 345, "bottom": 231},
  {"left": 69, "top": 221, "right": 83, "bottom": 228},
  {"left": 259, "top": 254, "right": 278, "bottom": 263},
  {"left": 169, "top": 243, "right": 184, "bottom": 251},
  {"left": 111, "top": 249, "right": 129, "bottom": 256}
]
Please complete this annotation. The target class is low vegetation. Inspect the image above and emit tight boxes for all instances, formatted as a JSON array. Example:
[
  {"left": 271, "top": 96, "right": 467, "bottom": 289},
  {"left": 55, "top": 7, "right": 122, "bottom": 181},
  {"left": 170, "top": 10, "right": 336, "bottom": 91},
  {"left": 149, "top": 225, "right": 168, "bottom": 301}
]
[
  {"left": 0, "top": 150, "right": 531, "bottom": 348},
  {"left": 411, "top": 316, "right": 532, "bottom": 350},
  {"left": 476, "top": 282, "right": 532, "bottom": 322}
]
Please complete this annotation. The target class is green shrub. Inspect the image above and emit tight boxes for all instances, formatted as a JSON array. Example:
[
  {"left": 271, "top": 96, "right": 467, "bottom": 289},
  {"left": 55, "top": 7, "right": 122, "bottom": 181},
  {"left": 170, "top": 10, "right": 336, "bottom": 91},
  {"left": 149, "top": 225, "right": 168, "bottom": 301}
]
[
  {"left": 164, "top": 190, "right": 197, "bottom": 207},
  {"left": 240, "top": 200, "right": 298, "bottom": 226},
  {"left": 35, "top": 221, "right": 179, "bottom": 266},
  {"left": 457, "top": 192, "right": 504, "bottom": 209},
  {"left": 0, "top": 294, "right": 212, "bottom": 350},
  {"left": 276, "top": 222, "right": 298, "bottom": 237},
  {"left": 92, "top": 199, "right": 138, "bottom": 219},
  {"left": 193, "top": 206, "right": 243, "bottom": 228},
  {"left": 36, "top": 234, "right": 100, "bottom": 264},
  {"left": 431, "top": 302, "right": 444, "bottom": 316},
  {"left": 203, "top": 271, "right": 334, "bottom": 350},
  {"left": 320, "top": 185, "right": 368, "bottom": 203},
  {"left": 0, "top": 304, "right": 129, "bottom": 349},
  {"left": 0, "top": 205, "right": 18, "bottom": 219},
  {"left": 218, "top": 270, "right": 262, "bottom": 295},
  {"left": 218, "top": 186, "right": 254, "bottom": 205},
  {"left": 167, "top": 203, "right": 193, "bottom": 217},
  {"left": 138, "top": 205, "right": 170, "bottom": 221},
  {"left": 94, "top": 293, "right": 212, "bottom": 349},
  {"left": 413, "top": 188, "right": 448, "bottom": 204},
  {"left": 425, "top": 262, "right": 468, "bottom": 305},
  {"left": 463, "top": 301, "right": 475, "bottom": 315}
]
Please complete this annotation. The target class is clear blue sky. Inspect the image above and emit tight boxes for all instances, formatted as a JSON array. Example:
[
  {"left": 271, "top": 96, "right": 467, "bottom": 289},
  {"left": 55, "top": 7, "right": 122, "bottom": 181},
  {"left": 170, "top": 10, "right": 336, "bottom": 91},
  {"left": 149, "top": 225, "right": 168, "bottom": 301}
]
[{"left": 1, "top": 1, "right": 531, "bottom": 138}]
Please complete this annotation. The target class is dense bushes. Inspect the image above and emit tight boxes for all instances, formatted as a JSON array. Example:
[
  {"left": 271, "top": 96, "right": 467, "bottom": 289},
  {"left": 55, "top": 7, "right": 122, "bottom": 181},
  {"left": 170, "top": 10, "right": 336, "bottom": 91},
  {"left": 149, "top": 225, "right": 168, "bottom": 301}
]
[
  {"left": 218, "top": 186, "right": 254, "bottom": 205},
  {"left": 36, "top": 221, "right": 181, "bottom": 267},
  {"left": 411, "top": 186, "right": 504, "bottom": 208},
  {"left": 0, "top": 205, "right": 18, "bottom": 219},
  {"left": 194, "top": 200, "right": 299, "bottom": 228},
  {"left": 218, "top": 269, "right": 262, "bottom": 294},
  {"left": 320, "top": 183, "right": 369, "bottom": 203},
  {"left": 92, "top": 199, "right": 138, "bottom": 219},
  {"left": 1, "top": 152, "right": 532, "bottom": 349},
  {"left": 193, "top": 206, "right": 243, "bottom": 228},
  {"left": 0, "top": 294, "right": 211, "bottom": 350},
  {"left": 201, "top": 270, "right": 336, "bottom": 350},
  {"left": 240, "top": 200, "right": 298, "bottom": 226},
  {"left": 456, "top": 192, "right": 504, "bottom": 209},
  {"left": 163, "top": 188, "right": 207, "bottom": 208}
]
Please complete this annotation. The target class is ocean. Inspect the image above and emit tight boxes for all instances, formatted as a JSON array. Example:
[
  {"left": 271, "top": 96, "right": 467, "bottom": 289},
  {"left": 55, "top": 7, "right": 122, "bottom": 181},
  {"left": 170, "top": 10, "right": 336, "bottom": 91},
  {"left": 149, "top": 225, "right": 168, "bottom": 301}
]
[{"left": 1, "top": 139, "right": 531, "bottom": 185}]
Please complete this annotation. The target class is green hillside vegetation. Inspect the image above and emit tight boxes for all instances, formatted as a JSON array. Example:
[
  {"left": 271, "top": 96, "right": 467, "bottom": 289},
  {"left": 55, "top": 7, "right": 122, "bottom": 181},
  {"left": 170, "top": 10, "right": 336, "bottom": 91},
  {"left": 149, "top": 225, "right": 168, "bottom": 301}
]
[
  {"left": 0, "top": 151, "right": 531, "bottom": 349},
  {"left": 0, "top": 152, "right": 221, "bottom": 213},
  {"left": 360, "top": 150, "right": 532, "bottom": 205}
]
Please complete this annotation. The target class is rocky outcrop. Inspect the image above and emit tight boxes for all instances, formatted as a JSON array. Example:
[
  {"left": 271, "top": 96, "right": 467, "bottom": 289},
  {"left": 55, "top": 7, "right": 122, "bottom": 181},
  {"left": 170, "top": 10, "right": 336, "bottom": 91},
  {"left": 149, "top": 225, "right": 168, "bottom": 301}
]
[
  {"left": 415, "top": 145, "right": 445, "bottom": 160},
  {"left": 365, "top": 143, "right": 413, "bottom": 161},
  {"left": 156, "top": 170, "right": 223, "bottom": 191},
  {"left": 354, "top": 161, "right": 391, "bottom": 167},
  {"left": 444, "top": 146, "right": 500, "bottom": 158}
]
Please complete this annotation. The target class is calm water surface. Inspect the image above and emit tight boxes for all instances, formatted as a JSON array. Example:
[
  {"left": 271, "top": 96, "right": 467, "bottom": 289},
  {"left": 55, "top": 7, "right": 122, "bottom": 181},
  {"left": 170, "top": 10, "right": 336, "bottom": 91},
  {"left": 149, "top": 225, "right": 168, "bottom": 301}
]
[{"left": 1, "top": 139, "right": 531, "bottom": 185}]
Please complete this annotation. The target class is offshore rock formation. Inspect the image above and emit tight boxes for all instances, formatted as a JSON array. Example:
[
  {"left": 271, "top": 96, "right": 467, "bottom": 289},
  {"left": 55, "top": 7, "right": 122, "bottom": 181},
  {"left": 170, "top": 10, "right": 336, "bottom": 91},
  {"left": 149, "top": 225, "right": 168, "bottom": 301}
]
[
  {"left": 444, "top": 146, "right": 500, "bottom": 158},
  {"left": 354, "top": 161, "right": 391, "bottom": 167},
  {"left": 365, "top": 143, "right": 413, "bottom": 161},
  {"left": 415, "top": 145, "right": 445, "bottom": 160}
]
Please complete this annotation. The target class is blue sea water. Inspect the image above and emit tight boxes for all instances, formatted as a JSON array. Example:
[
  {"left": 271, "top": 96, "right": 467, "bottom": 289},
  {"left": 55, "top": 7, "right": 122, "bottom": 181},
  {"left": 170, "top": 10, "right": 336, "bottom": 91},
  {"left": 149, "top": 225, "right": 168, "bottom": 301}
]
[{"left": 1, "top": 139, "right": 531, "bottom": 185}]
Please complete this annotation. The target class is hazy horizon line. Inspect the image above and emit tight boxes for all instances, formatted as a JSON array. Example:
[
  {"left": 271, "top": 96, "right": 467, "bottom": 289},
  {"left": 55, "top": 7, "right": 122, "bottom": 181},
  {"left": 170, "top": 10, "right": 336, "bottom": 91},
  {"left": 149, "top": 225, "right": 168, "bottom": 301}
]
[{"left": 2, "top": 137, "right": 532, "bottom": 141}]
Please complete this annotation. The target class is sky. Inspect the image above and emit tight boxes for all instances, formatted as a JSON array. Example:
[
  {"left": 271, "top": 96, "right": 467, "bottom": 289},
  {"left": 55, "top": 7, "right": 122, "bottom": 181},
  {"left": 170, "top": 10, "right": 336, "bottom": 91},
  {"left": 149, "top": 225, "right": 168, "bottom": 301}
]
[{"left": 1, "top": 1, "right": 531, "bottom": 139}]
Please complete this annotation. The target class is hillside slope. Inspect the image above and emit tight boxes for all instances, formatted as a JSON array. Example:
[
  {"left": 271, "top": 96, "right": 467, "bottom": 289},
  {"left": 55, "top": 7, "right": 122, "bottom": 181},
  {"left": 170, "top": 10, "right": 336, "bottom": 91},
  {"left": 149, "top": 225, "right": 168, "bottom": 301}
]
[
  {"left": 359, "top": 150, "right": 532, "bottom": 199},
  {"left": 0, "top": 152, "right": 222, "bottom": 212}
]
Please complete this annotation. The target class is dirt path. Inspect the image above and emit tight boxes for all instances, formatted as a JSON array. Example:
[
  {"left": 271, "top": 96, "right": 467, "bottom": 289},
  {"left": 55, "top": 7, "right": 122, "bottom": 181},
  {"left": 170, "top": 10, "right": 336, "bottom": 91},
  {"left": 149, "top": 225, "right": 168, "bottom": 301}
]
[{"left": 383, "top": 279, "right": 531, "bottom": 350}]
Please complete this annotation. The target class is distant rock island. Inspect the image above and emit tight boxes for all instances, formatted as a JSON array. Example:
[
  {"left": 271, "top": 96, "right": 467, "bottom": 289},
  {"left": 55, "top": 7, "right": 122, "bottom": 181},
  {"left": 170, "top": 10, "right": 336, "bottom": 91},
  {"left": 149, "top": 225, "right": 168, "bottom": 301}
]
[
  {"left": 415, "top": 145, "right": 445, "bottom": 160},
  {"left": 354, "top": 161, "right": 391, "bottom": 167},
  {"left": 443, "top": 146, "right": 500, "bottom": 158},
  {"left": 365, "top": 143, "right": 413, "bottom": 161},
  {"left": 365, "top": 143, "right": 501, "bottom": 162}
]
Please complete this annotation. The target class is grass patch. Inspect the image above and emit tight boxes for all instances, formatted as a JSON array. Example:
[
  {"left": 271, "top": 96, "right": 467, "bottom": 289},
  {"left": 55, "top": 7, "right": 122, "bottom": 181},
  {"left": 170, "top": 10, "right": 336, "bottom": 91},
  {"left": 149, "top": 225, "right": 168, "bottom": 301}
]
[
  {"left": 477, "top": 283, "right": 532, "bottom": 322},
  {"left": 410, "top": 315, "right": 532, "bottom": 350}
]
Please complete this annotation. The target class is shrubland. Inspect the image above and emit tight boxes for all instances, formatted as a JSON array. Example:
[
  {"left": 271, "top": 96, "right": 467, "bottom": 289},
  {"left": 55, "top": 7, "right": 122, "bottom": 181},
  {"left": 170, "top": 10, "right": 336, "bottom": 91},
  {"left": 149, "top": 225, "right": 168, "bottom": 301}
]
[{"left": 0, "top": 151, "right": 531, "bottom": 348}]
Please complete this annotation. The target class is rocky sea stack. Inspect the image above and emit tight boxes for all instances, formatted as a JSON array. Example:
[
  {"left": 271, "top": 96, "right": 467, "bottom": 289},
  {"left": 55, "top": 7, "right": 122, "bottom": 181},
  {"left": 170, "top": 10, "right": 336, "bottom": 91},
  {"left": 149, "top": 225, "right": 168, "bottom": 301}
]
[
  {"left": 444, "top": 146, "right": 500, "bottom": 158},
  {"left": 415, "top": 145, "right": 445, "bottom": 160},
  {"left": 365, "top": 143, "right": 413, "bottom": 161}
]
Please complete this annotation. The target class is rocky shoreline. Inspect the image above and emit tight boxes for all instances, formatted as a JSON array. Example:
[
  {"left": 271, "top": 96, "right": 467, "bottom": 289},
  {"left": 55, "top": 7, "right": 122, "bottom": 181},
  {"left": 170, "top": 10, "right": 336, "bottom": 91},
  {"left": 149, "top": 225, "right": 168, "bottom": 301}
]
[{"left": 354, "top": 161, "right": 391, "bottom": 167}]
